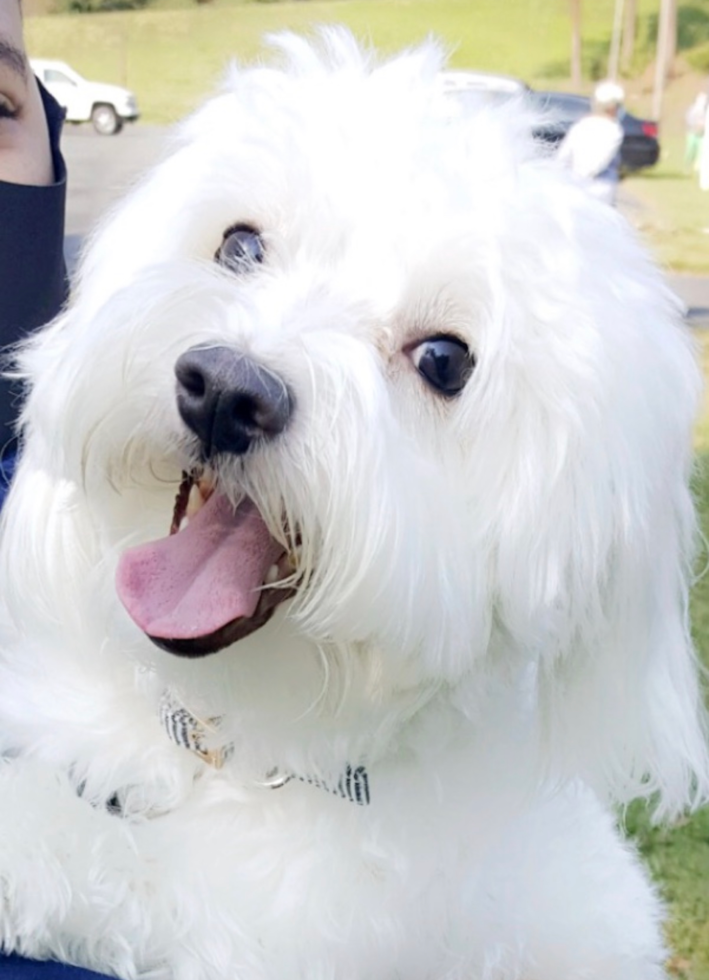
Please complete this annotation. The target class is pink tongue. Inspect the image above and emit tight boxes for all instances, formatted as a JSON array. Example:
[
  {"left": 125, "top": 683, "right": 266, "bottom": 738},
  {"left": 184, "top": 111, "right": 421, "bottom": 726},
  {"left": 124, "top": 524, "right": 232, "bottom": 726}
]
[{"left": 116, "top": 493, "right": 284, "bottom": 640}]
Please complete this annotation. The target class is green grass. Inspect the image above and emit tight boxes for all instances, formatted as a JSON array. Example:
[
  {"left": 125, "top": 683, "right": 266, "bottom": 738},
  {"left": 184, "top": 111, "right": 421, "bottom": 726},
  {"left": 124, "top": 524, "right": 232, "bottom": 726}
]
[
  {"left": 620, "top": 334, "right": 709, "bottom": 980},
  {"left": 25, "top": 0, "right": 709, "bottom": 270},
  {"left": 623, "top": 136, "right": 709, "bottom": 274},
  {"left": 24, "top": 0, "right": 668, "bottom": 124},
  {"left": 625, "top": 801, "right": 709, "bottom": 980}
]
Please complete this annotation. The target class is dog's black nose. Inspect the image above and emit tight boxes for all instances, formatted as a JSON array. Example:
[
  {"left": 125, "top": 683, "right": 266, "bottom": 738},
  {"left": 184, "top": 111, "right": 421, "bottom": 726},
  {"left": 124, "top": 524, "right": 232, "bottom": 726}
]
[{"left": 175, "top": 346, "right": 292, "bottom": 457}]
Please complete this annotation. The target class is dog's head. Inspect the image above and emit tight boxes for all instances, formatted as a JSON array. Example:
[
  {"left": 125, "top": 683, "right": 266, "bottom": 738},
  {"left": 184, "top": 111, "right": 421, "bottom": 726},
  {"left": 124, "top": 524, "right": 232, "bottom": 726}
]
[{"left": 8, "top": 30, "right": 708, "bottom": 810}]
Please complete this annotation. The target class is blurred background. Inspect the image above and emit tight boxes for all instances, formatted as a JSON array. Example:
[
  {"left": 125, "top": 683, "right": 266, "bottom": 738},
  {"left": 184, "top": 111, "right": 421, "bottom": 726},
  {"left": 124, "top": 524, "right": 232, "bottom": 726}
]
[
  {"left": 19, "top": 1, "right": 709, "bottom": 978},
  {"left": 22, "top": 0, "right": 709, "bottom": 273}
]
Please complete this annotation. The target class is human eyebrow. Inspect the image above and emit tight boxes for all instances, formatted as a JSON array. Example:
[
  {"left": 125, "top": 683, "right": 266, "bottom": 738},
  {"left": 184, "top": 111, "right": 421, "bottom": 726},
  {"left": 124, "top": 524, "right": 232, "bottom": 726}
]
[{"left": 0, "top": 37, "right": 27, "bottom": 82}]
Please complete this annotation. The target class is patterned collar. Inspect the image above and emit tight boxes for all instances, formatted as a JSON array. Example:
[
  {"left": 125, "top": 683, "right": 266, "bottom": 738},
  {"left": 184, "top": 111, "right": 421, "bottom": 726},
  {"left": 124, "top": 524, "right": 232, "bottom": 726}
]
[{"left": 159, "top": 690, "right": 371, "bottom": 806}]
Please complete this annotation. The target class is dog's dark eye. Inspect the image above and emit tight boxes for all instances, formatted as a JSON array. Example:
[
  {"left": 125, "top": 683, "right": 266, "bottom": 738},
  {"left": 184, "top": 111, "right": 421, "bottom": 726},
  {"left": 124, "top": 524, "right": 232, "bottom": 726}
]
[
  {"left": 215, "top": 225, "right": 264, "bottom": 273},
  {"left": 411, "top": 336, "right": 475, "bottom": 397}
]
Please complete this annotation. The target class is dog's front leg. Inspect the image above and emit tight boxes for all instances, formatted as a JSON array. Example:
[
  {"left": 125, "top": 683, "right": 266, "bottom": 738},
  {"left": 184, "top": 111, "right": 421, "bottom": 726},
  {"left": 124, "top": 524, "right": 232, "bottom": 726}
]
[{"left": 0, "top": 757, "right": 166, "bottom": 976}]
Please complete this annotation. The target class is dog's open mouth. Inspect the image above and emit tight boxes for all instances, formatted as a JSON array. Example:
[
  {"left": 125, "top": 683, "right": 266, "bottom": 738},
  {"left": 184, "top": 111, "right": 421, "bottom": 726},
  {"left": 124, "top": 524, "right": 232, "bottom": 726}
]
[{"left": 116, "top": 471, "right": 296, "bottom": 657}]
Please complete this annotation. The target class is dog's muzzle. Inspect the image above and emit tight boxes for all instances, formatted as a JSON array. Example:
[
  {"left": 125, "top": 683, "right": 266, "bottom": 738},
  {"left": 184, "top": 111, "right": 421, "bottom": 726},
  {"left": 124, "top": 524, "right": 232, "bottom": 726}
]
[
  {"left": 175, "top": 346, "right": 292, "bottom": 457},
  {"left": 115, "top": 348, "right": 296, "bottom": 657}
]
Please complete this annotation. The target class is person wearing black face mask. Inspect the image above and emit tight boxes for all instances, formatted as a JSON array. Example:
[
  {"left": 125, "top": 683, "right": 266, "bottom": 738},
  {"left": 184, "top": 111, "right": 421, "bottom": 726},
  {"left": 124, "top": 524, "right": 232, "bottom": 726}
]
[
  {"left": 0, "top": 15, "right": 118, "bottom": 979},
  {"left": 0, "top": 0, "right": 68, "bottom": 503}
]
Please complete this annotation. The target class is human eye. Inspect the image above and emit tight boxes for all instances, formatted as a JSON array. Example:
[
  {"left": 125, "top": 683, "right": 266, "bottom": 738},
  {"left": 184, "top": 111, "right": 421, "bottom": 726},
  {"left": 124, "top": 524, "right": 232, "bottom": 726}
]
[
  {"left": 0, "top": 93, "right": 19, "bottom": 120},
  {"left": 0, "top": 34, "right": 29, "bottom": 123}
]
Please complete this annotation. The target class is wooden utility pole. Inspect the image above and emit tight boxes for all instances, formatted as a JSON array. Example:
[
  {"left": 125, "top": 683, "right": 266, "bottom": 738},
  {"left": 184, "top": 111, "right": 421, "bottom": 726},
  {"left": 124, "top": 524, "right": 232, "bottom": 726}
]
[
  {"left": 608, "top": 0, "right": 625, "bottom": 79},
  {"left": 570, "top": 0, "right": 582, "bottom": 86},
  {"left": 621, "top": 0, "right": 637, "bottom": 71},
  {"left": 652, "top": 0, "right": 677, "bottom": 120},
  {"left": 665, "top": 0, "right": 678, "bottom": 68}
]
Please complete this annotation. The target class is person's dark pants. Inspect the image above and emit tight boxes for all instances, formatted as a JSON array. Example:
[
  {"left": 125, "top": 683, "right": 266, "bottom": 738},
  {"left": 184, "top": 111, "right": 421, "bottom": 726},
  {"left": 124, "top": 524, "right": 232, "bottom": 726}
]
[
  {"left": 0, "top": 451, "right": 16, "bottom": 508},
  {"left": 0, "top": 955, "right": 109, "bottom": 980}
]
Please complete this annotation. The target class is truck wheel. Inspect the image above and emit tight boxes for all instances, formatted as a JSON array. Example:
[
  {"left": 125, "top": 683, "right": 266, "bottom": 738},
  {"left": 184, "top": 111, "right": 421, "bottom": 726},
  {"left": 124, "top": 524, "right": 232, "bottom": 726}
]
[{"left": 91, "top": 104, "right": 123, "bottom": 136}]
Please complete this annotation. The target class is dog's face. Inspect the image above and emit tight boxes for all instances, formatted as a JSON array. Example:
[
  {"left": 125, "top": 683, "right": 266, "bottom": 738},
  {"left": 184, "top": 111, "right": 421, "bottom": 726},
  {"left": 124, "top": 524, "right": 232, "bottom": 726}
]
[{"left": 12, "top": 32, "right": 707, "bottom": 806}]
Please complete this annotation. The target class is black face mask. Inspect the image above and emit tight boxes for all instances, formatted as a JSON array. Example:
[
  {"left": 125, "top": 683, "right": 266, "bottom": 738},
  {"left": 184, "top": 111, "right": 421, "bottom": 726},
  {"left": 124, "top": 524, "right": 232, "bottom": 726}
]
[{"left": 0, "top": 81, "right": 68, "bottom": 450}]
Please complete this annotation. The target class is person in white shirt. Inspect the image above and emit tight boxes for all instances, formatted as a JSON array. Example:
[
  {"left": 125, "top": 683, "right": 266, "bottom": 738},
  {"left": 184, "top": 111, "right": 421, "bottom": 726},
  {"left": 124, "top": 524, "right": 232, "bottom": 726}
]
[
  {"left": 557, "top": 80, "right": 625, "bottom": 205},
  {"left": 684, "top": 92, "right": 707, "bottom": 174}
]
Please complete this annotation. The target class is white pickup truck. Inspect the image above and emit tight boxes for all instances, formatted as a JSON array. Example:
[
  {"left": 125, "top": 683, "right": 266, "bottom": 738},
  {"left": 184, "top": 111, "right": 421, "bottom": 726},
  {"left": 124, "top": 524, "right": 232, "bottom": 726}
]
[{"left": 30, "top": 59, "right": 140, "bottom": 136}]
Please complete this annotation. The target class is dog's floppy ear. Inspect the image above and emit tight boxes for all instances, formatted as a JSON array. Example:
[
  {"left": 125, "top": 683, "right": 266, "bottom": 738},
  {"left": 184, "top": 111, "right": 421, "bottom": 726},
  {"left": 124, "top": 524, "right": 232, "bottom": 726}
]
[
  {"left": 481, "top": 187, "right": 709, "bottom": 819},
  {"left": 535, "top": 457, "right": 709, "bottom": 819},
  {"left": 542, "top": 284, "right": 708, "bottom": 818}
]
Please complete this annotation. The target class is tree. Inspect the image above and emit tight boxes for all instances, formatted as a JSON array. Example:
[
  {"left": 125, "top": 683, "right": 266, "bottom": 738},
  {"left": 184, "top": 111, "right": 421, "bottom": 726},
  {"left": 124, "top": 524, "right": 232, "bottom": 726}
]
[
  {"left": 60, "top": 0, "right": 148, "bottom": 10},
  {"left": 621, "top": 0, "right": 637, "bottom": 72},
  {"left": 652, "top": 0, "right": 678, "bottom": 119},
  {"left": 608, "top": 0, "right": 625, "bottom": 79},
  {"left": 664, "top": 0, "right": 678, "bottom": 68},
  {"left": 569, "top": 0, "right": 582, "bottom": 85}
]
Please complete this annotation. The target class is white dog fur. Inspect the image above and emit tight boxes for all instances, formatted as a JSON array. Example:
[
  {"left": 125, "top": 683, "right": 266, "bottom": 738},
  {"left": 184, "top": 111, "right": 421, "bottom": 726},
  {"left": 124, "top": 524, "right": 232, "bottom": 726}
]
[{"left": 0, "top": 29, "right": 707, "bottom": 980}]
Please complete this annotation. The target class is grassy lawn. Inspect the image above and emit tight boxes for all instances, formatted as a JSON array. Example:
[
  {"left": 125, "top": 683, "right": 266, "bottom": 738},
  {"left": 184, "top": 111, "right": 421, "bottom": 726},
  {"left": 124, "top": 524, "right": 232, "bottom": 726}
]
[
  {"left": 24, "top": 0, "right": 709, "bottom": 272},
  {"left": 25, "top": 0, "right": 665, "bottom": 124},
  {"left": 626, "top": 799, "right": 709, "bottom": 980},
  {"left": 624, "top": 135, "right": 709, "bottom": 274},
  {"left": 619, "top": 333, "right": 709, "bottom": 980}
]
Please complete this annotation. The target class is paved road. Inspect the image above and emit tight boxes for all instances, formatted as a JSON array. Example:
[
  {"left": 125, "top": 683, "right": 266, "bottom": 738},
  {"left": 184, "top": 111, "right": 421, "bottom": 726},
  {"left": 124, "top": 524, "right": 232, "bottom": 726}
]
[
  {"left": 668, "top": 275, "right": 709, "bottom": 328},
  {"left": 62, "top": 123, "right": 168, "bottom": 273},
  {"left": 62, "top": 124, "right": 709, "bottom": 327}
]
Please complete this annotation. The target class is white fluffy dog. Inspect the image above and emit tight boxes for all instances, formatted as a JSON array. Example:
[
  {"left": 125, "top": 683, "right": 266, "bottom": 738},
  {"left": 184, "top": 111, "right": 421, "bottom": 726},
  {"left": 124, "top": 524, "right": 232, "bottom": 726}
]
[{"left": 0, "top": 29, "right": 707, "bottom": 980}]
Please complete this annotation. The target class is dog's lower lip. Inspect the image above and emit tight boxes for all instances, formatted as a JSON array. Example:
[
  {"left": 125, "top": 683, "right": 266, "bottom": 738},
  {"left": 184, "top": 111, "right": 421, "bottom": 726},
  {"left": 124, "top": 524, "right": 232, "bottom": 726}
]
[{"left": 148, "top": 570, "right": 296, "bottom": 657}]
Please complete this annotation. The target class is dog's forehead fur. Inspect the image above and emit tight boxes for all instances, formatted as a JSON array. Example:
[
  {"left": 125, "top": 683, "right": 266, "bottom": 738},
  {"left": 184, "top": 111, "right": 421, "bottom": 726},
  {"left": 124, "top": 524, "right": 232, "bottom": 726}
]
[{"left": 77, "top": 33, "right": 538, "bottom": 320}]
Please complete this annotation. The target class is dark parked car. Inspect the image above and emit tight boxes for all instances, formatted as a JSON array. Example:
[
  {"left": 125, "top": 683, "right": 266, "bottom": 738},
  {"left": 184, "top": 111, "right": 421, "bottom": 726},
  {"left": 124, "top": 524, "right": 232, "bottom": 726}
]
[{"left": 529, "top": 91, "right": 660, "bottom": 175}]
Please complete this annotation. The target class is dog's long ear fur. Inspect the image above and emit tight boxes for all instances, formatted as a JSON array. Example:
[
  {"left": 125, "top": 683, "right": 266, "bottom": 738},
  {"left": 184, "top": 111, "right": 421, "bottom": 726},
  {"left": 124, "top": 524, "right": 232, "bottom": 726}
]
[
  {"left": 536, "top": 457, "right": 709, "bottom": 819},
  {"left": 480, "top": 180, "right": 709, "bottom": 818}
]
